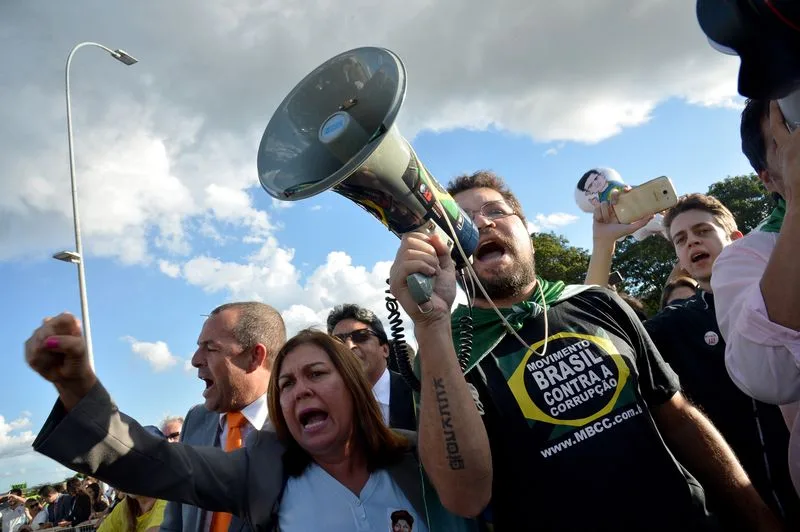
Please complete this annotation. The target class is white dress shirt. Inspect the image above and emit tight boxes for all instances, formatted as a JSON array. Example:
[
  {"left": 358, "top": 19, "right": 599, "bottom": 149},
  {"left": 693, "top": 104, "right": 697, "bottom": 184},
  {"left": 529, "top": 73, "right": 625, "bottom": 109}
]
[
  {"left": 217, "top": 392, "right": 269, "bottom": 446},
  {"left": 373, "top": 368, "right": 391, "bottom": 425}
]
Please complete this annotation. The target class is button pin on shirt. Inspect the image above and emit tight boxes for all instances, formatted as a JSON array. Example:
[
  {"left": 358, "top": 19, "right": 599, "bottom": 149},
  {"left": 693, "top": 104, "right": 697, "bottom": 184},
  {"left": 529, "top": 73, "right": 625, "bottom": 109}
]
[{"left": 704, "top": 331, "right": 719, "bottom": 346}]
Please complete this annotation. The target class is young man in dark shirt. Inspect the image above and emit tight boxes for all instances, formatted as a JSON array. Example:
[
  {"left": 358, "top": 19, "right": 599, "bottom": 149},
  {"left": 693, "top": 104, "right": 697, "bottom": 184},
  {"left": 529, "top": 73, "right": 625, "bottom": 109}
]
[
  {"left": 60, "top": 477, "right": 91, "bottom": 527},
  {"left": 389, "top": 171, "right": 781, "bottom": 531},
  {"left": 587, "top": 192, "right": 799, "bottom": 528},
  {"left": 645, "top": 194, "right": 800, "bottom": 527}
]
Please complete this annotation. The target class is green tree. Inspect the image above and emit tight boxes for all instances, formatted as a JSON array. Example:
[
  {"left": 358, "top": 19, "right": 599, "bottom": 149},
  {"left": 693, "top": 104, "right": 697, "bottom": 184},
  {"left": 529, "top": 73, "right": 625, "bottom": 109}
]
[
  {"left": 707, "top": 174, "right": 772, "bottom": 233},
  {"left": 531, "top": 232, "right": 591, "bottom": 285},
  {"left": 611, "top": 235, "right": 676, "bottom": 315}
]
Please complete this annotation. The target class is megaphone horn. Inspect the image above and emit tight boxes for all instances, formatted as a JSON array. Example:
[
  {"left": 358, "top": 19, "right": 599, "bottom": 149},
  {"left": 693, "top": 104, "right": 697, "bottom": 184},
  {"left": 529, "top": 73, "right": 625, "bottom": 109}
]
[{"left": 257, "top": 47, "right": 479, "bottom": 304}]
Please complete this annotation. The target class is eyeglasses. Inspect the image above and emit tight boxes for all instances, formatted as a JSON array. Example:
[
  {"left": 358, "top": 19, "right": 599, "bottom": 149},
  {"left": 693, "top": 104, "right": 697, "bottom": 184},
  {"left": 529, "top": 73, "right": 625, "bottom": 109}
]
[
  {"left": 333, "top": 329, "right": 378, "bottom": 344},
  {"left": 165, "top": 432, "right": 181, "bottom": 441},
  {"left": 463, "top": 200, "right": 517, "bottom": 222}
]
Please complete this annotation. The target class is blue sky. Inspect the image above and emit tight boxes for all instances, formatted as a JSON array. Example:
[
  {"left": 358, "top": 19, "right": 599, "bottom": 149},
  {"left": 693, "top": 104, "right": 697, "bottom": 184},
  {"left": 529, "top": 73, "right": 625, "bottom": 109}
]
[{"left": 0, "top": 1, "right": 753, "bottom": 488}]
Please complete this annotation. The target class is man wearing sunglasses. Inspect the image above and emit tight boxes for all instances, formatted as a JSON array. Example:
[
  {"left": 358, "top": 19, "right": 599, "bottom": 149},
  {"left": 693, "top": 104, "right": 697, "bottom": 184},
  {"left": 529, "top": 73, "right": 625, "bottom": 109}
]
[
  {"left": 160, "top": 416, "right": 184, "bottom": 443},
  {"left": 327, "top": 304, "right": 416, "bottom": 430}
]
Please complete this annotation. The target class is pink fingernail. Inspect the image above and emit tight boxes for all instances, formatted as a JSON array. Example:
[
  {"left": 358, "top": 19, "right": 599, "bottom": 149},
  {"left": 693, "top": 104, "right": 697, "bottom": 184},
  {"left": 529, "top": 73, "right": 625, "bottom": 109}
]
[{"left": 44, "top": 337, "right": 59, "bottom": 349}]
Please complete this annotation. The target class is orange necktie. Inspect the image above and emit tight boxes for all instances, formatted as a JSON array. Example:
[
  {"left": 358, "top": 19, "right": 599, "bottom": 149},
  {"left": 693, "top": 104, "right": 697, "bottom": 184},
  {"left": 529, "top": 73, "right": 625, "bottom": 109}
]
[{"left": 210, "top": 411, "right": 247, "bottom": 532}]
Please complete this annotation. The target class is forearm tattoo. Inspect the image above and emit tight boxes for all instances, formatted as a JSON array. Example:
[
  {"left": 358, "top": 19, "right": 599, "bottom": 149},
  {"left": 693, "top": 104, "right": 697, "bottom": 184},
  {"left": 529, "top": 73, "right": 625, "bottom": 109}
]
[{"left": 433, "top": 377, "right": 465, "bottom": 470}]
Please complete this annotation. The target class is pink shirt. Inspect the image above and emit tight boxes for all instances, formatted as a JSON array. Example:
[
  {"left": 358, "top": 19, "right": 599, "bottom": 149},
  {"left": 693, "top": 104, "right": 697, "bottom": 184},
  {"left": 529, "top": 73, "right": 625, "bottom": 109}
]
[{"left": 711, "top": 229, "right": 800, "bottom": 495}]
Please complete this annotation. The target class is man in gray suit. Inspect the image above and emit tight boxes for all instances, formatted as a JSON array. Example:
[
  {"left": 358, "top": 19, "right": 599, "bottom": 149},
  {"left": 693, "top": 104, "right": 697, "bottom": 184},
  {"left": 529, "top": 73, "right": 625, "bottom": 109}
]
[{"left": 161, "top": 301, "right": 286, "bottom": 532}]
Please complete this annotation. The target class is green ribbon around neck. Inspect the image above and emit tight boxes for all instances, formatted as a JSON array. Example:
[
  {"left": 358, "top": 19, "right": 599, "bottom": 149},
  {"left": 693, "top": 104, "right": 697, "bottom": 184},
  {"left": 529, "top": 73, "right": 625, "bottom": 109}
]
[
  {"left": 451, "top": 277, "right": 565, "bottom": 366},
  {"left": 760, "top": 197, "right": 786, "bottom": 233}
]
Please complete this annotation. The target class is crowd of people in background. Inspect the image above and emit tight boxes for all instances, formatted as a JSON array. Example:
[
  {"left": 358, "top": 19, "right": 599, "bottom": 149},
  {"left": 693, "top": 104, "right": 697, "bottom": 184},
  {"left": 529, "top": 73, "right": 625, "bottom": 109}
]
[
  {"left": 10, "top": 96, "right": 800, "bottom": 531},
  {"left": 0, "top": 416, "right": 183, "bottom": 532}
]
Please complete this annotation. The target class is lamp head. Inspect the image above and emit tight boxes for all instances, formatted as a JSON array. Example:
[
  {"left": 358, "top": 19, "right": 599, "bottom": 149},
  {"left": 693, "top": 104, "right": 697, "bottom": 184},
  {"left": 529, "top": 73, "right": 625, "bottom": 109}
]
[
  {"left": 113, "top": 49, "right": 138, "bottom": 66},
  {"left": 53, "top": 250, "right": 81, "bottom": 264}
]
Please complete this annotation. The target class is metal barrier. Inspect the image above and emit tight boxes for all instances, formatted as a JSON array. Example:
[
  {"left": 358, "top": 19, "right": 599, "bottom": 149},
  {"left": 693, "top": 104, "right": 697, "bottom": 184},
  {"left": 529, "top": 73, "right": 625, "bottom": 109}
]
[{"left": 51, "top": 519, "right": 100, "bottom": 532}]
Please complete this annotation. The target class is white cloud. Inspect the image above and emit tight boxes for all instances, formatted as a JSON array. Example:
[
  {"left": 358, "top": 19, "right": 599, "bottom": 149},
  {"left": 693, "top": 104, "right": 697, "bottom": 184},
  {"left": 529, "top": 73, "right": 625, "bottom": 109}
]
[
  {"left": 271, "top": 198, "right": 294, "bottom": 210},
  {"left": 170, "top": 241, "right": 408, "bottom": 340},
  {"left": 534, "top": 212, "right": 580, "bottom": 229},
  {"left": 205, "top": 184, "right": 274, "bottom": 239},
  {"left": 303, "top": 253, "right": 393, "bottom": 311},
  {"left": 0, "top": 414, "right": 36, "bottom": 460},
  {"left": 0, "top": 452, "right": 76, "bottom": 488},
  {"left": 159, "top": 260, "right": 182, "bottom": 278},
  {"left": 1, "top": 468, "right": 27, "bottom": 479},
  {"left": 2, "top": 111, "right": 197, "bottom": 264},
  {"left": 122, "top": 336, "right": 180, "bottom": 372},
  {"left": 281, "top": 305, "right": 329, "bottom": 336},
  {"left": 543, "top": 142, "right": 565, "bottom": 157},
  {"left": 181, "top": 236, "right": 302, "bottom": 309},
  {"left": 0, "top": 1, "right": 740, "bottom": 266},
  {"left": 197, "top": 220, "right": 229, "bottom": 245},
  {"left": 527, "top": 212, "right": 579, "bottom": 233},
  {"left": 276, "top": 252, "right": 416, "bottom": 345}
]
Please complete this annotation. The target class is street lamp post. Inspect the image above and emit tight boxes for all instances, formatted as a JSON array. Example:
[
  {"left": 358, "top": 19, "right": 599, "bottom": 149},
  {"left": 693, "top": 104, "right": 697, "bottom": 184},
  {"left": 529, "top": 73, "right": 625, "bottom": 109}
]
[{"left": 61, "top": 42, "right": 138, "bottom": 370}]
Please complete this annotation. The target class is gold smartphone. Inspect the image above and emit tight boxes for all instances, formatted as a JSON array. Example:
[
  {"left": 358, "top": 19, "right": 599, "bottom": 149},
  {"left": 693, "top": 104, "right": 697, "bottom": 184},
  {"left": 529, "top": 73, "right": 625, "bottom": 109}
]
[{"left": 614, "top": 176, "right": 678, "bottom": 224}]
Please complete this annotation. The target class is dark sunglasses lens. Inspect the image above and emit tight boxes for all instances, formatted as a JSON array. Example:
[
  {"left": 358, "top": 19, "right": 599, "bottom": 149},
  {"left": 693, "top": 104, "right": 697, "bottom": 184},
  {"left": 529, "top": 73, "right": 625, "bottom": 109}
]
[
  {"left": 334, "top": 329, "right": 374, "bottom": 343},
  {"left": 351, "top": 329, "right": 373, "bottom": 343}
]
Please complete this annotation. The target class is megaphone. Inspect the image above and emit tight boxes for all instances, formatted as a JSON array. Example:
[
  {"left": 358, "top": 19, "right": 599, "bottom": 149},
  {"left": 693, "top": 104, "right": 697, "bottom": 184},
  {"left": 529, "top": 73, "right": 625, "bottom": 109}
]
[{"left": 256, "top": 47, "right": 479, "bottom": 304}]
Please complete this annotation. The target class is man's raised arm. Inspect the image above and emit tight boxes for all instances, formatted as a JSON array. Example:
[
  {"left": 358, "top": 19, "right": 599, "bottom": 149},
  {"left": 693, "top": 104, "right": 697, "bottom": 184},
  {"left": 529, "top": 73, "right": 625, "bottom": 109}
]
[{"left": 389, "top": 232, "right": 492, "bottom": 517}]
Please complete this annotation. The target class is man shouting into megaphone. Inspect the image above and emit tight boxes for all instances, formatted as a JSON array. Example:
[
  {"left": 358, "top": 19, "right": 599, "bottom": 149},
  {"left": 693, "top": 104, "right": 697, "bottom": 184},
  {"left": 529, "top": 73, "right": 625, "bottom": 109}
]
[{"left": 388, "top": 170, "right": 782, "bottom": 531}]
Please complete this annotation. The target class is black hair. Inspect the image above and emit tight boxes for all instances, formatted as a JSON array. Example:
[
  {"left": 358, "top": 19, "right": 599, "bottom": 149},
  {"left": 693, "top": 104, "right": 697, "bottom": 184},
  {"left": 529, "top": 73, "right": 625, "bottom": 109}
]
[
  {"left": 577, "top": 169, "right": 602, "bottom": 192},
  {"left": 326, "top": 304, "right": 388, "bottom": 345},
  {"left": 741, "top": 98, "right": 770, "bottom": 173}
]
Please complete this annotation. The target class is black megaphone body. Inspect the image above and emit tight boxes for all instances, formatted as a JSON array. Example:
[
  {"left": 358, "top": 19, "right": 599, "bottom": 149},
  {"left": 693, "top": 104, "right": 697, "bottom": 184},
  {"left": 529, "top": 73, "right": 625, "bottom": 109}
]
[{"left": 256, "top": 47, "right": 479, "bottom": 304}]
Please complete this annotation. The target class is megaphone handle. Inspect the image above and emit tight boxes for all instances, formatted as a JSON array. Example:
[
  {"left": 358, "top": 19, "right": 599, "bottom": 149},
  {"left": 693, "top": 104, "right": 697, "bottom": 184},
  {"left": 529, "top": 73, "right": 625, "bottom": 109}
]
[
  {"left": 404, "top": 220, "right": 455, "bottom": 305},
  {"left": 407, "top": 273, "right": 435, "bottom": 304}
]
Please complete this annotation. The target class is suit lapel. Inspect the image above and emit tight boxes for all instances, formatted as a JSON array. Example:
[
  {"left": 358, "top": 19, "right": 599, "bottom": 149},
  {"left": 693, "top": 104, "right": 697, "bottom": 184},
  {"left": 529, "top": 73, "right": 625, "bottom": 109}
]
[
  {"left": 189, "top": 409, "right": 222, "bottom": 532},
  {"left": 185, "top": 407, "right": 269, "bottom": 532},
  {"left": 219, "top": 413, "right": 271, "bottom": 532},
  {"left": 227, "top": 516, "right": 247, "bottom": 532},
  {"left": 387, "top": 448, "right": 425, "bottom": 518},
  {"left": 388, "top": 371, "right": 416, "bottom": 430},
  {"left": 205, "top": 410, "right": 222, "bottom": 446}
]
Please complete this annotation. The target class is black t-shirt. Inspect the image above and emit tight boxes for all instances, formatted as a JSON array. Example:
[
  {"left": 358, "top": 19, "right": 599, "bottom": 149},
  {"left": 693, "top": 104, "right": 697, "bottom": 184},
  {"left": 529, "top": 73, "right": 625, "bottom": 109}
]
[
  {"left": 646, "top": 290, "right": 800, "bottom": 528},
  {"left": 463, "top": 287, "right": 716, "bottom": 532}
]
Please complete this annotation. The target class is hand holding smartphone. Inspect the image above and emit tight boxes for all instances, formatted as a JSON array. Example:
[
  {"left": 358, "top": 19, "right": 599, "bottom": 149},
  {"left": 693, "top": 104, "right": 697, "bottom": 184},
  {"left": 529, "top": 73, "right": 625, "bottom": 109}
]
[{"left": 613, "top": 176, "right": 678, "bottom": 224}]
